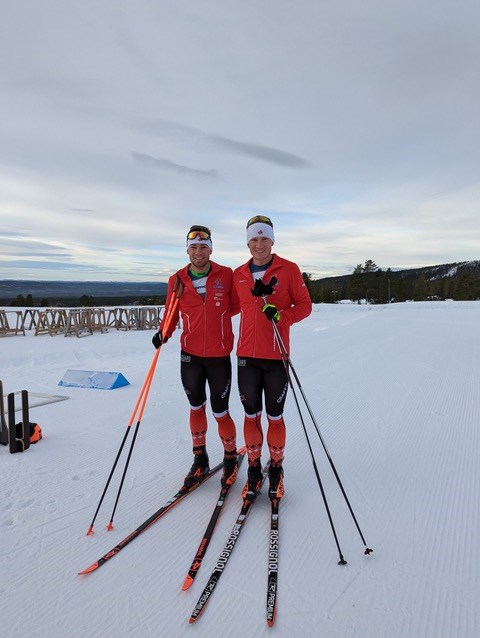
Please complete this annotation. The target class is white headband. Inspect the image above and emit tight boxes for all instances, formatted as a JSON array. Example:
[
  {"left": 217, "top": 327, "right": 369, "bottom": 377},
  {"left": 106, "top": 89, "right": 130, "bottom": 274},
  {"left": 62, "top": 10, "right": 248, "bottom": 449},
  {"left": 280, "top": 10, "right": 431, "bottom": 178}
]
[
  {"left": 247, "top": 222, "right": 275, "bottom": 244},
  {"left": 187, "top": 236, "right": 212, "bottom": 250}
]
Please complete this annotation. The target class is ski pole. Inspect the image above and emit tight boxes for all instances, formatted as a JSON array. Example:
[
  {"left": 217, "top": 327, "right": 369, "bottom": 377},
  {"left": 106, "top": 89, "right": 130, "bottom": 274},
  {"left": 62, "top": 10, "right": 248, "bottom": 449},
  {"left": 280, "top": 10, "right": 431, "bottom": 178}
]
[
  {"left": 262, "top": 298, "right": 347, "bottom": 563},
  {"left": 106, "top": 280, "right": 184, "bottom": 530},
  {"left": 85, "top": 336, "right": 166, "bottom": 536},
  {"left": 105, "top": 348, "right": 166, "bottom": 531},
  {"left": 86, "top": 279, "right": 183, "bottom": 535},
  {"left": 288, "top": 362, "right": 348, "bottom": 563},
  {"left": 265, "top": 300, "right": 372, "bottom": 555}
]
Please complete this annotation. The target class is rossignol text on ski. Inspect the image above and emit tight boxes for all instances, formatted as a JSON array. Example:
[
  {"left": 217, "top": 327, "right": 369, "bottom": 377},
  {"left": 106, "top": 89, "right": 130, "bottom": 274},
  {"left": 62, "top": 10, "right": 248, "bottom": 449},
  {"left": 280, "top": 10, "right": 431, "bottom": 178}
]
[
  {"left": 182, "top": 450, "right": 246, "bottom": 589},
  {"left": 188, "top": 462, "right": 270, "bottom": 624}
]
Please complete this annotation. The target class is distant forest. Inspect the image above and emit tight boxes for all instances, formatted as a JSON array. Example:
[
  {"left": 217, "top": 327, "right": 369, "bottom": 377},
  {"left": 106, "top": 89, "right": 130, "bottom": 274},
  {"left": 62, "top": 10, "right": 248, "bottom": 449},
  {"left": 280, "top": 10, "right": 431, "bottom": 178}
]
[
  {"left": 1, "top": 260, "right": 480, "bottom": 307},
  {"left": 304, "top": 259, "right": 480, "bottom": 303},
  {"left": 0, "top": 280, "right": 167, "bottom": 307}
]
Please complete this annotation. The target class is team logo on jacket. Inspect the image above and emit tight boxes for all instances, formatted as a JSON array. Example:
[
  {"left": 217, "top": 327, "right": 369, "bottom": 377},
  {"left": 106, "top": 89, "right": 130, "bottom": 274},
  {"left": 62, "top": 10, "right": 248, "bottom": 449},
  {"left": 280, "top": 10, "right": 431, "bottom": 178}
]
[{"left": 213, "top": 278, "right": 224, "bottom": 289}]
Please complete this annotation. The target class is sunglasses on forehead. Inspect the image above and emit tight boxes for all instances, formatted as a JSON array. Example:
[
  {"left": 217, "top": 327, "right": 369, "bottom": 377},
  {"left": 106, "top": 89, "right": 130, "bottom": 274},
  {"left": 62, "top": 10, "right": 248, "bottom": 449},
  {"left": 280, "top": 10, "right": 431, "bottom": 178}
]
[
  {"left": 187, "top": 230, "right": 211, "bottom": 241},
  {"left": 246, "top": 215, "right": 273, "bottom": 228}
]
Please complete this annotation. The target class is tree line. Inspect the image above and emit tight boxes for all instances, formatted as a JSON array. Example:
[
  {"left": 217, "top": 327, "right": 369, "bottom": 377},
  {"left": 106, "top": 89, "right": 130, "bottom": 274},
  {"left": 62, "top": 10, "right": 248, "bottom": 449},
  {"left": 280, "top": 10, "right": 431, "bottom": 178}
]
[{"left": 304, "top": 259, "right": 480, "bottom": 304}]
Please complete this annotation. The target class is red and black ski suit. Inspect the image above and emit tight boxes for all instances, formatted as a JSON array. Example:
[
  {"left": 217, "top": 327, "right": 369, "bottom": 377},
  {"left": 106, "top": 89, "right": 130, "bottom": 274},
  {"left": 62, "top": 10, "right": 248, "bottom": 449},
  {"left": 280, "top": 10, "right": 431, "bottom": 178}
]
[
  {"left": 160, "top": 261, "right": 240, "bottom": 454},
  {"left": 233, "top": 254, "right": 312, "bottom": 465}
]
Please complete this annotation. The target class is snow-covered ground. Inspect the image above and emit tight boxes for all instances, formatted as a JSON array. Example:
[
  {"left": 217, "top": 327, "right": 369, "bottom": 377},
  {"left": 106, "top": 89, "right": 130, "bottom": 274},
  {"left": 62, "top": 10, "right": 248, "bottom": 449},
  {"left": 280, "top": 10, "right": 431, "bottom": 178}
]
[{"left": 1, "top": 301, "right": 479, "bottom": 638}]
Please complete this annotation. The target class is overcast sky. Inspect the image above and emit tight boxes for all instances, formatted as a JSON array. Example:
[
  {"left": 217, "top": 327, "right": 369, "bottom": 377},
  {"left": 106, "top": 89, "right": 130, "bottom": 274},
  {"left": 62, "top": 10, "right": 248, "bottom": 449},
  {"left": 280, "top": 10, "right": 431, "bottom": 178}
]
[{"left": 1, "top": 0, "right": 479, "bottom": 282}]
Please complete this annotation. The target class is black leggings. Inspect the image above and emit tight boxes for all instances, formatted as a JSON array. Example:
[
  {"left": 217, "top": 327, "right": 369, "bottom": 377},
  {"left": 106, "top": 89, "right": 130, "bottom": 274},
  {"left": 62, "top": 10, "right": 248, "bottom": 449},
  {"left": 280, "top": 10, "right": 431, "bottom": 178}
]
[
  {"left": 237, "top": 357, "right": 288, "bottom": 417},
  {"left": 180, "top": 350, "right": 232, "bottom": 413}
]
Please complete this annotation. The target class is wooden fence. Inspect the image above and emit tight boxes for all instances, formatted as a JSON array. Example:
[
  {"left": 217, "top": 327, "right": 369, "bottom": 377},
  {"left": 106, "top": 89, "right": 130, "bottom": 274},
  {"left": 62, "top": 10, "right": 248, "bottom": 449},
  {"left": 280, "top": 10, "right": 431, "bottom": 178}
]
[{"left": 0, "top": 306, "right": 165, "bottom": 338}]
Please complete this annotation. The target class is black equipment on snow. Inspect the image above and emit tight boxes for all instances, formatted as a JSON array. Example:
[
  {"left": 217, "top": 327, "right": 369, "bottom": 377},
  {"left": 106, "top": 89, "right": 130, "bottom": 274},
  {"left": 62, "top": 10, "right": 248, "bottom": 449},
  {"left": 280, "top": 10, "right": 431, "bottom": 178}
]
[{"left": 0, "top": 382, "right": 42, "bottom": 453}]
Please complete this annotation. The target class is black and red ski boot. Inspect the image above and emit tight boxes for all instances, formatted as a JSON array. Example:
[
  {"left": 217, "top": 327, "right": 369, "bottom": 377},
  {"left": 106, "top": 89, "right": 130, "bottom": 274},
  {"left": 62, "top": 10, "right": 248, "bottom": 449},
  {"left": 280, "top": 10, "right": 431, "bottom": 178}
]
[
  {"left": 242, "top": 462, "right": 263, "bottom": 501},
  {"left": 221, "top": 450, "right": 238, "bottom": 488},
  {"left": 268, "top": 464, "right": 284, "bottom": 500},
  {"left": 183, "top": 447, "right": 210, "bottom": 488}
]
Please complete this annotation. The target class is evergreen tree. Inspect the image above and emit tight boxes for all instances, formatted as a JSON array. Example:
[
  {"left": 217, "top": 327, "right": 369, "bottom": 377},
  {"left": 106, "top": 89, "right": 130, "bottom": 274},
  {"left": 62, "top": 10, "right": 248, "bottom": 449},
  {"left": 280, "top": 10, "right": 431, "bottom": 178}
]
[
  {"left": 79, "top": 295, "right": 95, "bottom": 307},
  {"left": 413, "top": 274, "right": 428, "bottom": 301},
  {"left": 348, "top": 264, "right": 365, "bottom": 303},
  {"left": 348, "top": 260, "right": 379, "bottom": 303},
  {"left": 363, "top": 259, "right": 378, "bottom": 273},
  {"left": 11, "top": 294, "right": 26, "bottom": 307},
  {"left": 453, "top": 273, "right": 479, "bottom": 300}
]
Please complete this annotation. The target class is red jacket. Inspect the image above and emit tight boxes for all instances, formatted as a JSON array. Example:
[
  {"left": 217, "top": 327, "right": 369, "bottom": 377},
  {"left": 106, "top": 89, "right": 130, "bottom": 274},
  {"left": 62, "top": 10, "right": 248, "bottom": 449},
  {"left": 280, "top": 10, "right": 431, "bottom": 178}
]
[
  {"left": 161, "top": 261, "right": 239, "bottom": 358},
  {"left": 234, "top": 254, "right": 312, "bottom": 359}
]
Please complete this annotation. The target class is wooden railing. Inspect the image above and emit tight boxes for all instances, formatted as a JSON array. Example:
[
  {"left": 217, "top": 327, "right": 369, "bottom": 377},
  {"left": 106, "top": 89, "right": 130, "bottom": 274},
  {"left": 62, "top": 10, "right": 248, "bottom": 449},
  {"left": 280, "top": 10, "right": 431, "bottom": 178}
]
[
  {"left": 0, "top": 310, "right": 25, "bottom": 336},
  {"left": 0, "top": 306, "right": 165, "bottom": 338}
]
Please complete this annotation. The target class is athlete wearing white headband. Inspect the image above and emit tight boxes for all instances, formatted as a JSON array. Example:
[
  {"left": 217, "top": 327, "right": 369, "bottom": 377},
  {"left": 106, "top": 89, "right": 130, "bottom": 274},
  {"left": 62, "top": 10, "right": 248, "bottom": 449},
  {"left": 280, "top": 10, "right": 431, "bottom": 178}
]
[
  {"left": 186, "top": 227, "right": 212, "bottom": 250},
  {"left": 246, "top": 215, "right": 275, "bottom": 244}
]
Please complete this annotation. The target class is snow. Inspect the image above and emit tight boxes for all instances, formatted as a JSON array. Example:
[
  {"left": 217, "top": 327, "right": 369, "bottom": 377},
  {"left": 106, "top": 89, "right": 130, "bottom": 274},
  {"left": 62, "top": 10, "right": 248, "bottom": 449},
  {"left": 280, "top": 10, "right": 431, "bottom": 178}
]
[{"left": 1, "top": 301, "right": 479, "bottom": 638}]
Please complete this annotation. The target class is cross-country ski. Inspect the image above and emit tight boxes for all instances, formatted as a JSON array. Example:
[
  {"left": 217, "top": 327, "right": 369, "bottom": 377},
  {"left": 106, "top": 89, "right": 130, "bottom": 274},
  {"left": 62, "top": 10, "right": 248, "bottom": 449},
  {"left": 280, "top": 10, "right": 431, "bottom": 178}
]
[{"left": 78, "top": 461, "right": 223, "bottom": 575}]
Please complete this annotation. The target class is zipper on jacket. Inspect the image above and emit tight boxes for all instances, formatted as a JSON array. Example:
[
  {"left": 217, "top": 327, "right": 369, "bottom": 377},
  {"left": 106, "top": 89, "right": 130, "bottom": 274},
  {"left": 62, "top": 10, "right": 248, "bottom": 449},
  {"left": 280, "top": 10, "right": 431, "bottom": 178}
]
[
  {"left": 202, "top": 289, "right": 207, "bottom": 357},
  {"left": 220, "top": 310, "right": 226, "bottom": 351},
  {"left": 253, "top": 296, "right": 258, "bottom": 357}
]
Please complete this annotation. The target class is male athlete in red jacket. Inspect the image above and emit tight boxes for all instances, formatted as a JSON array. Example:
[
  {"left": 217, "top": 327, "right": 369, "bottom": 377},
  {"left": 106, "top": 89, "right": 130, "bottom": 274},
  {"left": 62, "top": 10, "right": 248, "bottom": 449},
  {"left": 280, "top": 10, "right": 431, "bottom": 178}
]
[
  {"left": 233, "top": 215, "right": 312, "bottom": 501},
  {"left": 153, "top": 225, "right": 240, "bottom": 488}
]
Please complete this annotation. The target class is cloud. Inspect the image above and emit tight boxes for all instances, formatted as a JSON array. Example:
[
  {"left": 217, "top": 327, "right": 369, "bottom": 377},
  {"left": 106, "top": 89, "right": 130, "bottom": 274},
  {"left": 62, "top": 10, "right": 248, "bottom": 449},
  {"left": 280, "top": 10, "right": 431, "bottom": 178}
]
[
  {"left": 0, "top": 235, "right": 71, "bottom": 258},
  {"left": 131, "top": 152, "right": 222, "bottom": 180},
  {"left": 0, "top": 231, "right": 25, "bottom": 238},
  {"left": 132, "top": 118, "right": 311, "bottom": 168},
  {"left": 0, "top": 260, "right": 98, "bottom": 271},
  {"left": 208, "top": 135, "right": 312, "bottom": 168}
]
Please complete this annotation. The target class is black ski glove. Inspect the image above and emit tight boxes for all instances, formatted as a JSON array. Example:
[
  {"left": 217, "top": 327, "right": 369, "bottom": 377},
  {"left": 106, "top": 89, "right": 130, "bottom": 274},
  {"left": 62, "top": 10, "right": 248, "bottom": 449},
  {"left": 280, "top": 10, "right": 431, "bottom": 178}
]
[
  {"left": 251, "top": 276, "right": 278, "bottom": 297},
  {"left": 152, "top": 331, "right": 168, "bottom": 349},
  {"left": 262, "top": 303, "right": 280, "bottom": 323}
]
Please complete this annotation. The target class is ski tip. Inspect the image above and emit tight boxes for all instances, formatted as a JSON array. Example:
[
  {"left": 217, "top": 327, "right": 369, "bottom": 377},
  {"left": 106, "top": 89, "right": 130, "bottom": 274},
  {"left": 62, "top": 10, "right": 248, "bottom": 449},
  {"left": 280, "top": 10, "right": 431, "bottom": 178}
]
[
  {"left": 78, "top": 562, "right": 99, "bottom": 575},
  {"left": 182, "top": 575, "right": 194, "bottom": 591},
  {"left": 237, "top": 446, "right": 247, "bottom": 455},
  {"left": 188, "top": 607, "right": 204, "bottom": 624},
  {"left": 86, "top": 525, "right": 94, "bottom": 536}
]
